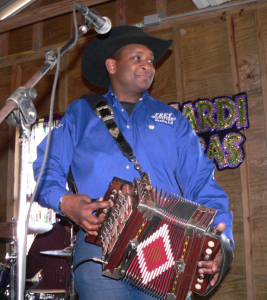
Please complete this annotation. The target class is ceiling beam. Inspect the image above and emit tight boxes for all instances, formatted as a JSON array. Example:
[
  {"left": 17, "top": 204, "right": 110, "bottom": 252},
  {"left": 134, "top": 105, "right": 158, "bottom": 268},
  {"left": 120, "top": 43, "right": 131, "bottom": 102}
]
[{"left": 0, "top": 0, "right": 111, "bottom": 34}]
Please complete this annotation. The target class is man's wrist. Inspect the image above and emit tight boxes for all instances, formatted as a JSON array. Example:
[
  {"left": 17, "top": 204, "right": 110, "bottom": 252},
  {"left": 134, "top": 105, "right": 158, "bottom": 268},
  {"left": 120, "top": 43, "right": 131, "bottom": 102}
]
[{"left": 58, "top": 196, "right": 66, "bottom": 215}]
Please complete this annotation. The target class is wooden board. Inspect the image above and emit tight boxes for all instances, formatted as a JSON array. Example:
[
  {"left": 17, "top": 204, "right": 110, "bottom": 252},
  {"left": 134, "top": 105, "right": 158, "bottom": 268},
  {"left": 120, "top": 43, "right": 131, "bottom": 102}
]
[{"left": 180, "top": 19, "right": 234, "bottom": 101}]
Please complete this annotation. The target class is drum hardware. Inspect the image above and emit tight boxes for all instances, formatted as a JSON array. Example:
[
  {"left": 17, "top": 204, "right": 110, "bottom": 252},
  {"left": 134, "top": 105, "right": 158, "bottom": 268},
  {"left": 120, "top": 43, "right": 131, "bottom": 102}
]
[
  {"left": 67, "top": 224, "right": 75, "bottom": 300},
  {"left": 24, "top": 289, "right": 66, "bottom": 300},
  {"left": 39, "top": 247, "right": 73, "bottom": 258},
  {"left": 40, "top": 224, "right": 76, "bottom": 258},
  {"left": 0, "top": 221, "right": 53, "bottom": 239},
  {"left": 40, "top": 225, "right": 76, "bottom": 300},
  {"left": 0, "top": 220, "right": 53, "bottom": 300},
  {"left": 4, "top": 239, "right": 16, "bottom": 300},
  {"left": 0, "top": 262, "right": 10, "bottom": 299}
]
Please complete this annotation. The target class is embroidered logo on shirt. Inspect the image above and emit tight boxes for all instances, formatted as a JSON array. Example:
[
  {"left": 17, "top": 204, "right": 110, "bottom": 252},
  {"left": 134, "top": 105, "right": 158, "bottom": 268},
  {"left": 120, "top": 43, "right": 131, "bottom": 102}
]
[
  {"left": 151, "top": 113, "right": 176, "bottom": 125},
  {"left": 55, "top": 123, "right": 63, "bottom": 129}
]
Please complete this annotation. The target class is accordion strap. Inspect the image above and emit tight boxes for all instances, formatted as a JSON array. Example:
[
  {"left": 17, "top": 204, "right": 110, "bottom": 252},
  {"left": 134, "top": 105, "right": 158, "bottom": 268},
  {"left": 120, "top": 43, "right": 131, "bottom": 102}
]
[
  {"left": 82, "top": 93, "right": 134, "bottom": 160},
  {"left": 200, "top": 232, "right": 234, "bottom": 296},
  {"left": 81, "top": 93, "right": 150, "bottom": 184}
]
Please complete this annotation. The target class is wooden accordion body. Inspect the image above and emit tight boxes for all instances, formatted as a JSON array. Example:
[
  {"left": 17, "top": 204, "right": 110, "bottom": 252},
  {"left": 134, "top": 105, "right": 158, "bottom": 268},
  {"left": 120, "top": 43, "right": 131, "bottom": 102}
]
[{"left": 86, "top": 177, "right": 229, "bottom": 300}]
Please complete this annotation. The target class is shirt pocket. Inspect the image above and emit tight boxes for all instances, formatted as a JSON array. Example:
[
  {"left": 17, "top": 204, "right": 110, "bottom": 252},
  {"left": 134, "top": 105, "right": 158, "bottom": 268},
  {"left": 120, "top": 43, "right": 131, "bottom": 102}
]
[{"left": 140, "top": 122, "right": 178, "bottom": 170}]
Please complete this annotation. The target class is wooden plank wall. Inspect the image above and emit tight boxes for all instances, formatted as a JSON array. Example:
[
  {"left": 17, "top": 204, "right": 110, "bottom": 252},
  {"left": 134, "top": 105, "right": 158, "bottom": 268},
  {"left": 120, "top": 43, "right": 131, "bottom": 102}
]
[{"left": 0, "top": 0, "right": 267, "bottom": 299}]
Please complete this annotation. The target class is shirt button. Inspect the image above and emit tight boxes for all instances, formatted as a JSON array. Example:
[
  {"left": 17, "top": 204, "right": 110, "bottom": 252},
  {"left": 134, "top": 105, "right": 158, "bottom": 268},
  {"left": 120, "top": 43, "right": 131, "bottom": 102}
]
[
  {"left": 127, "top": 125, "right": 130, "bottom": 129},
  {"left": 149, "top": 125, "right": 155, "bottom": 130},
  {"left": 126, "top": 165, "right": 130, "bottom": 169},
  {"left": 121, "top": 109, "right": 124, "bottom": 112}
]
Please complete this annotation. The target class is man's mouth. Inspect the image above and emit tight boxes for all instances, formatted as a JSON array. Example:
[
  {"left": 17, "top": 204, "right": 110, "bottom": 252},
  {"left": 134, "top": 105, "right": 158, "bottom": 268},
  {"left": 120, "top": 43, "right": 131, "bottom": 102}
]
[{"left": 137, "top": 73, "right": 151, "bottom": 80}]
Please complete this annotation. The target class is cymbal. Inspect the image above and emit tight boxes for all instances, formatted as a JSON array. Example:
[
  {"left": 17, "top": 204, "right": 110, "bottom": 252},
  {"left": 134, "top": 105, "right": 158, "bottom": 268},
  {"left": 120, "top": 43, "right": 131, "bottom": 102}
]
[
  {"left": 40, "top": 246, "right": 73, "bottom": 257},
  {"left": 28, "top": 221, "right": 53, "bottom": 235},
  {"left": 0, "top": 221, "right": 53, "bottom": 240}
]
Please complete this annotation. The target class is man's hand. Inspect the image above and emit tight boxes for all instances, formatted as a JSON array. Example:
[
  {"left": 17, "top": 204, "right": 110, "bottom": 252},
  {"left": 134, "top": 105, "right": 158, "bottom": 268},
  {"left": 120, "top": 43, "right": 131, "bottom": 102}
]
[
  {"left": 197, "top": 222, "right": 226, "bottom": 286},
  {"left": 60, "top": 194, "right": 113, "bottom": 235}
]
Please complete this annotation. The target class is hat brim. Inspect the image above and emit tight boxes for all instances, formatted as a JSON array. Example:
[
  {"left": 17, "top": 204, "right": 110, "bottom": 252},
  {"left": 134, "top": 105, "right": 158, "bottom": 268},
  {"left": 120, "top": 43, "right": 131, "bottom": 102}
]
[{"left": 81, "top": 26, "right": 173, "bottom": 87}]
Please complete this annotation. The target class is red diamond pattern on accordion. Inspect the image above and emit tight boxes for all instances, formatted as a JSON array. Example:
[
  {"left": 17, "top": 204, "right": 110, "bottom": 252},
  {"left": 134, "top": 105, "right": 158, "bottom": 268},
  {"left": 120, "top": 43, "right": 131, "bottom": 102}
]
[{"left": 137, "top": 224, "right": 175, "bottom": 285}]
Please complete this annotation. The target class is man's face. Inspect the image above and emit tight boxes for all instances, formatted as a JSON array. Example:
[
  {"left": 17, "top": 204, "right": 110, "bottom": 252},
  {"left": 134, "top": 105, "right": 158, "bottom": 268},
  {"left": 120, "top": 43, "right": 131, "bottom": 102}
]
[{"left": 108, "top": 44, "right": 155, "bottom": 94}]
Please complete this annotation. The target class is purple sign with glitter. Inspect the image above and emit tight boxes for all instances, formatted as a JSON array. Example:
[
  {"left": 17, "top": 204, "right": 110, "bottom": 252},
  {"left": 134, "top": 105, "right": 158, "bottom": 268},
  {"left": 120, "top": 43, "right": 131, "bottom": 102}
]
[{"left": 169, "top": 93, "right": 249, "bottom": 170}]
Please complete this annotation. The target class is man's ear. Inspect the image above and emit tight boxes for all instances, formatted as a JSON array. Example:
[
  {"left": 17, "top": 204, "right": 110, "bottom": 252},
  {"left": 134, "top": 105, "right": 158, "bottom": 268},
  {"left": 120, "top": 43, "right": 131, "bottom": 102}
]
[{"left": 105, "top": 58, "right": 116, "bottom": 75}]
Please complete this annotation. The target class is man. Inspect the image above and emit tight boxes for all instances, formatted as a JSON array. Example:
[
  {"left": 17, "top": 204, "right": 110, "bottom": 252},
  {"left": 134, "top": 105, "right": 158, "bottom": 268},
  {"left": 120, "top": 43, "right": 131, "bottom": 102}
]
[
  {"left": 33, "top": 25, "right": 234, "bottom": 299},
  {"left": 26, "top": 216, "right": 79, "bottom": 298}
]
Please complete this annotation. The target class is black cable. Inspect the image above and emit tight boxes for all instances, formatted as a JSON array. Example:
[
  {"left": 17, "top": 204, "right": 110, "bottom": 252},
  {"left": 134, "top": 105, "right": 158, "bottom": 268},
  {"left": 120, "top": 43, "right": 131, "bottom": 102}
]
[
  {"left": 26, "top": 4, "right": 80, "bottom": 224},
  {"left": 73, "top": 257, "right": 106, "bottom": 272}
]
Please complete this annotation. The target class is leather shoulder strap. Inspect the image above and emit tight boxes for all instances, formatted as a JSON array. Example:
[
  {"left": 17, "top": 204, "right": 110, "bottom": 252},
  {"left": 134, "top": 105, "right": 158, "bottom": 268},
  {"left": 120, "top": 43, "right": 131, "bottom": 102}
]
[
  {"left": 81, "top": 93, "right": 135, "bottom": 160},
  {"left": 81, "top": 93, "right": 108, "bottom": 109}
]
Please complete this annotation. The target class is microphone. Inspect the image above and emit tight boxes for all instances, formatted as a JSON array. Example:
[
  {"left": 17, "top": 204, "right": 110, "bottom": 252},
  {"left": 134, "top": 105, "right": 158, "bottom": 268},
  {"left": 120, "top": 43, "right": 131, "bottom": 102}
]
[{"left": 75, "top": 2, "right": 112, "bottom": 34}]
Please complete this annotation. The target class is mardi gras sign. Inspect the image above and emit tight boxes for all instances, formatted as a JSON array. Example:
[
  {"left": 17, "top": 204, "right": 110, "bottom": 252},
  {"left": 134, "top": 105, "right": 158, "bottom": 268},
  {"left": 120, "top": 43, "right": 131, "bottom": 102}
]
[{"left": 169, "top": 93, "right": 249, "bottom": 170}]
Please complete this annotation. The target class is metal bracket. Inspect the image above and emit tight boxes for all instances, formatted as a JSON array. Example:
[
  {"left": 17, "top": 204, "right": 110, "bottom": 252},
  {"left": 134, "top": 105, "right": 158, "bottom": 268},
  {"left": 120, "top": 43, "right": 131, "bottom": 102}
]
[
  {"left": 44, "top": 49, "right": 57, "bottom": 69},
  {"left": 175, "top": 258, "right": 186, "bottom": 274},
  {"left": 95, "top": 104, "right": 114, "bottom": 118},
  {"left": 6, "top": 86, "right": 37, "bottom": 127},
  {"left": 158, "top": 11, "right": 165, "bottom": 20},
  {"left": 119, "top": 238, "right": 138, "bottom": 278},
  {"left": 144, "top": 13, "right": 161, "bottom": 27}
]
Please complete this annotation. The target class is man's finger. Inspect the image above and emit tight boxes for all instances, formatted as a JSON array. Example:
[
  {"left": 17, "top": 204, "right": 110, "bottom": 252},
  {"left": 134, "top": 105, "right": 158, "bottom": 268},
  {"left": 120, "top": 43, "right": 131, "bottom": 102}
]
[
  {"left": 210, "top": 273, "right": 219, "bottom": 286},
  {"left": 90, "top": 199, "right": 113, "bottom": 210},
  {"left": 215, "top": 222, "right": 226, "bottom": 232},
  {"left": 198, "top": 267, "right": 220, "bottom": 275},
  {"left": 212, "top": 260, "right": 222, "bottom": 272},
  {"left": 80, "top": 220, "right": 102, "bottom": 232},
  {"left": 198, "top": 261, "right": 213, "bottom": 269}
]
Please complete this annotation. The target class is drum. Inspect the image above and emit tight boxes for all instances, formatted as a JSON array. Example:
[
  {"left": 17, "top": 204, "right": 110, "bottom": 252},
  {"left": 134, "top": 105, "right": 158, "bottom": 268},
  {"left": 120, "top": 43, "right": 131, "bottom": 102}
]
[
  {"left": 25, "top": 289, "right": 66, "bottom": 300},
  {"left": 0, "top": 263, "right": 10, "bottom": 295}
]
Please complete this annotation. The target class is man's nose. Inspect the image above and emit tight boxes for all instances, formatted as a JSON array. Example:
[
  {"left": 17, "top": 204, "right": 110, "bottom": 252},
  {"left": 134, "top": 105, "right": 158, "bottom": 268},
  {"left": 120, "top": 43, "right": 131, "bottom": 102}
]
[{"left": 141, "top": 61, "right": 152, "bottom": 71}]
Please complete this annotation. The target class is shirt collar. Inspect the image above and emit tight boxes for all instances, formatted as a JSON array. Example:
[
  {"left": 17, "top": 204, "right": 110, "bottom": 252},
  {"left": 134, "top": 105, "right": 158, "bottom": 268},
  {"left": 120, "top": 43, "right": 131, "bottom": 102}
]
[{"left": 107, "top": 85, "right": 150, "bottom": 104}]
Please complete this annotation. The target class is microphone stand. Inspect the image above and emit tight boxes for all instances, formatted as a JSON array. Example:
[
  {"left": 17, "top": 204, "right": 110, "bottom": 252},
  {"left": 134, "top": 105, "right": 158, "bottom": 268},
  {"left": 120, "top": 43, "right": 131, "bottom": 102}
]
[
  {"left": 69, "top": 225, "right": 76, "bottom": 300},
  {"left": 0, "top": 19, "right": 92, "bottom": 300}
]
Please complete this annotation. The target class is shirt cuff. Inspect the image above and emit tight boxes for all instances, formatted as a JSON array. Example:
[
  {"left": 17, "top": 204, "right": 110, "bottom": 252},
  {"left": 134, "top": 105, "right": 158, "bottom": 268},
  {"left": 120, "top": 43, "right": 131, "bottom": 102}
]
[{"left": 48, "top": 186, "right": 72, "bottom": 214}]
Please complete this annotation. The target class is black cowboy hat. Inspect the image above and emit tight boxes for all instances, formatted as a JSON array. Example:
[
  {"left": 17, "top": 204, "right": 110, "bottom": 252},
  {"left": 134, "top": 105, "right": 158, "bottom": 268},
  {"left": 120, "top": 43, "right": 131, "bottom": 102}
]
[{"left": 81, "top": 25, "right": 173, "bottom": 87}]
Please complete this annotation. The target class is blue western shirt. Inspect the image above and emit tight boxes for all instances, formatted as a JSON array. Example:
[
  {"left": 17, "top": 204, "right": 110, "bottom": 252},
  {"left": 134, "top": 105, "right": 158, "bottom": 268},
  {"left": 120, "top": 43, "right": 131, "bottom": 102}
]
[{"left": 33, "top": 86, "right": 234, "bottom": 246}]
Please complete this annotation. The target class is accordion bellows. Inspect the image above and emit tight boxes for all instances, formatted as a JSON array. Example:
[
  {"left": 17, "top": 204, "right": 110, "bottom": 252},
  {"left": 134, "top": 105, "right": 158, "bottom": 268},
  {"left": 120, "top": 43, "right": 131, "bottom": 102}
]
[{"left": 86, "top": 177, "right": 233, "bottom": 300}]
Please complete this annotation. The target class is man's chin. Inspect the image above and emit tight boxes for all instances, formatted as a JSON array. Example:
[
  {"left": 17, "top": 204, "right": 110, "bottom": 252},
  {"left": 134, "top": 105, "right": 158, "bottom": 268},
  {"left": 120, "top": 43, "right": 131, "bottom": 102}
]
[{"left": 137, "top": 81, "right": 153, "bottom": 91}]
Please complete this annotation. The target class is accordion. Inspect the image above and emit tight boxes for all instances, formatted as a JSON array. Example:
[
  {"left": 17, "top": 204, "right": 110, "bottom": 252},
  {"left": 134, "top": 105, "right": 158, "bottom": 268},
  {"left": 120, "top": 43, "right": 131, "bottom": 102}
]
[{"left": 86, "top": 177, "right": 233, "bottom": 300}]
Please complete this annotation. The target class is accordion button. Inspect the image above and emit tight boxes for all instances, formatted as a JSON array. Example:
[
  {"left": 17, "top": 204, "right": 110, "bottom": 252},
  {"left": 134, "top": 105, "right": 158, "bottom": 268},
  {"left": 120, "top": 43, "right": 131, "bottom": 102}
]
[
  {"left": 195, "top": 284, "right": 201, "bottom": 290},
  {"left": 208, "top": 241, "right": 215, "bottom": 248},
  {"left": 206, "top": 248, "right": 212, "bottom": 255},
  {"left": 197, "top": 278, "right": 204, "bottom": 283}
]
